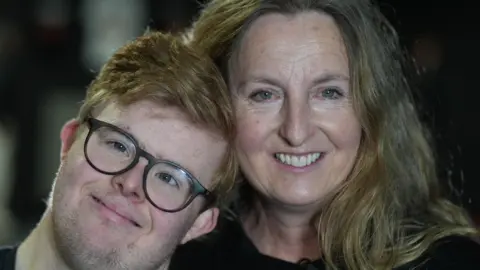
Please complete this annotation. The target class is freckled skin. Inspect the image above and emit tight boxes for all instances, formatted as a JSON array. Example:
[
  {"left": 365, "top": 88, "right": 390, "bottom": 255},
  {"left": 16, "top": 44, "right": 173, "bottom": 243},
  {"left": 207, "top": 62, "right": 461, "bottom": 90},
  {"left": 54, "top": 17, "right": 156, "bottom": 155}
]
[{"left": 231, "top": 12, "right": 362, "bottom": 208}]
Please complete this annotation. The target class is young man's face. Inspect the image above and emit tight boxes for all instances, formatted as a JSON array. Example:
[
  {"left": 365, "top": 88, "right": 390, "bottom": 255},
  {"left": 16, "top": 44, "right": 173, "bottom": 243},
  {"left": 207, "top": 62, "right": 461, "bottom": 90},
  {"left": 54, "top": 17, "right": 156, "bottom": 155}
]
[{"left": 50, "top": 100, "right": 225, "bottom": 269}]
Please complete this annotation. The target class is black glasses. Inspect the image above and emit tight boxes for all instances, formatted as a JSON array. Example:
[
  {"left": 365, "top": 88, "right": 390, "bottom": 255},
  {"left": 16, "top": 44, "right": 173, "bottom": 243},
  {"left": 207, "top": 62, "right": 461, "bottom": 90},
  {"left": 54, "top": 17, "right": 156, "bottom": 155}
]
[{"left": 83, "top": 117, "right": 213, "bottom": 213}]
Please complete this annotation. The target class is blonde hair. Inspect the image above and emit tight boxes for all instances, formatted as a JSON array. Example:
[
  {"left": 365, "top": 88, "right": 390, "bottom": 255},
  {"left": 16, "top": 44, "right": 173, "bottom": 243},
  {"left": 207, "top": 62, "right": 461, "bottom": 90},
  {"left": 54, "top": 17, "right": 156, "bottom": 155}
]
[
  {"left": 77, "top": 31, "right": 237, "bottom": 207},
  {"left": 186, "top": 0, "right": 478, "bottom": 269}
]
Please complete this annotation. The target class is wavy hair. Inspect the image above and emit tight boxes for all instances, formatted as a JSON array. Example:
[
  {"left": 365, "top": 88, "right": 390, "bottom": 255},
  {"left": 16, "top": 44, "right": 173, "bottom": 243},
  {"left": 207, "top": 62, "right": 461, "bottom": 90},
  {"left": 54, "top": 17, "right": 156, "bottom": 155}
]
[{"left": 185, "top": 0, "right": 478, "bottom": 269}]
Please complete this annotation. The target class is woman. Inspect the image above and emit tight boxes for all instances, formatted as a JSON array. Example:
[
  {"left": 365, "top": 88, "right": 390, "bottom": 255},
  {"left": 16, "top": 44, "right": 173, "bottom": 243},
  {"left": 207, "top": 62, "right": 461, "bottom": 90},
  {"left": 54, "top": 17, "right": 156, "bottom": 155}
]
[{"left": 171, "top": 0, "right": 480, "bottom": 269}]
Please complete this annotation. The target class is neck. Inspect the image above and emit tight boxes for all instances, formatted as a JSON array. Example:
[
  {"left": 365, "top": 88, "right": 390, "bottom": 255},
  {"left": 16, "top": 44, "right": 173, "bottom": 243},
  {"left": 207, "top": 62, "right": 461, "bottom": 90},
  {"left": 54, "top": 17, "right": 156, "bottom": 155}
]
[
  {"left": 16, "top": 210, "right": 70, "bottom": 270},
  {"left": 241, "top": 197, "right": 320, "bottom": 263}
]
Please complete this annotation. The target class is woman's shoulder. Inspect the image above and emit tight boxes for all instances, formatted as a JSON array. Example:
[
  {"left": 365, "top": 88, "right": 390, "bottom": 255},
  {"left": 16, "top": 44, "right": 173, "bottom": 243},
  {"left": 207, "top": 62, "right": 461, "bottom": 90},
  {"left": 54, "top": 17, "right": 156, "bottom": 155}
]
[
  {"left": 171, "top": 219, "right": 480, "bottom": 270},
  {"left": 397, "top": 235, "right": 480, "bottom": 270}
]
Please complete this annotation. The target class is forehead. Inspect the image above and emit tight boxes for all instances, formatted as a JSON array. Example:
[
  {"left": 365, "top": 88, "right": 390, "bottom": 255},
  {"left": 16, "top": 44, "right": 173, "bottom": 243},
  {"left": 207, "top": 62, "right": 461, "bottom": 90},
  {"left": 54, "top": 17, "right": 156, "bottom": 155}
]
[
  {"left": 95, "top": 100, "right": 227, "bottom": 186},
  {"left": 235, "top": 11, "right": 348, "bottom": 83}
]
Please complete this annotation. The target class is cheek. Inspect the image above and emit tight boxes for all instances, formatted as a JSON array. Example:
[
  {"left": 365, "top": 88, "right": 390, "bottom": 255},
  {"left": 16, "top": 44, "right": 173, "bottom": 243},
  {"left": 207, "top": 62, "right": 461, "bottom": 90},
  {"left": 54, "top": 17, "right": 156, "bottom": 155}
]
[
  {"left": 148, "top": 210, "right": 192, "bottom": 240},
  {"left": 67, "top": 153, "right": 100, "bottom": 186},
  {"left": 331, "top": 112, "right": 362, "bottom": 149},
  {"left": 235, "top": 113, "right": 267, "bottom": 154},
  {"left": 54, "top": 150, "right": 107, "bottom": 202}
]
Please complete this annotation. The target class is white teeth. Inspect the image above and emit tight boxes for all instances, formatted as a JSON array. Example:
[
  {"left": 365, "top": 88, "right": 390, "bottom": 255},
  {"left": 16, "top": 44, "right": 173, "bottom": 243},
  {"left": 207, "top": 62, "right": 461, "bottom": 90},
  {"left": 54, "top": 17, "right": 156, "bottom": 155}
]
[{"left": 274, "top": 153, "right": 322, "bottom": 167}]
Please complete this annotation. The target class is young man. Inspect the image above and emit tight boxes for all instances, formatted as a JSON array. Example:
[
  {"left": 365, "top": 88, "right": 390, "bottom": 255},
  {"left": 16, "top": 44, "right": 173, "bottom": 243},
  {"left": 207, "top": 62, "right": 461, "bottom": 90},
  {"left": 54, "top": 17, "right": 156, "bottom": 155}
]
[{"left": 0, "top": 31, "right": 236, "bottom": 270}]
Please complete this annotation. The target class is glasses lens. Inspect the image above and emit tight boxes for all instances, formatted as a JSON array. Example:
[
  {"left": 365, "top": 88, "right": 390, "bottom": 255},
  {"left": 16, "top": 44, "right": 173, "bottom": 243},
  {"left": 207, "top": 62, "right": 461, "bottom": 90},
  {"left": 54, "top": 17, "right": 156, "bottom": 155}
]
[
  {"left": 145, "top": 162, "right": 193, "bottom": 210},
  {"left": 86, "top": 126, "right": 137, "bottom": 173}
]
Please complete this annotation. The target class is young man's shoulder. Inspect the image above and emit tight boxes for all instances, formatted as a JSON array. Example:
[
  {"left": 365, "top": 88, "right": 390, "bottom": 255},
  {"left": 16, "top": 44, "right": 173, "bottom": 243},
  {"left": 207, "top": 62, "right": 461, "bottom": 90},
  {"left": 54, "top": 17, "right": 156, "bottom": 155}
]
[{"left": 0, "top": 245, "right": 18, "bottom": 270}]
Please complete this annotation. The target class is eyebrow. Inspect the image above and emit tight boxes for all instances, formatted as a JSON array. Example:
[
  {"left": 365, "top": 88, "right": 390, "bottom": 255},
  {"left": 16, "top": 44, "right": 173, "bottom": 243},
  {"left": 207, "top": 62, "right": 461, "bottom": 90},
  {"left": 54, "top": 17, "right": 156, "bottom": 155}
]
[
  {"left": 311, "top": 73, "right": 349, "bottom": 86},
  {"left": 237, "top": 72, "right": 349, "bottom": 92}
]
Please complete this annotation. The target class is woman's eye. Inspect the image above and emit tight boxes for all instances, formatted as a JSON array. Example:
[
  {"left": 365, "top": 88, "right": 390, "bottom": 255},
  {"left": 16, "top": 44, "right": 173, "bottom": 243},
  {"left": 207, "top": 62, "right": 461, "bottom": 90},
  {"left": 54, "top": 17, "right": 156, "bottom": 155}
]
[
  {"left": 321, "top": 88, "right": 343, "bottom": 100},
  {"left": 249, "top": 90, "right": 275, "bottom": 102}
]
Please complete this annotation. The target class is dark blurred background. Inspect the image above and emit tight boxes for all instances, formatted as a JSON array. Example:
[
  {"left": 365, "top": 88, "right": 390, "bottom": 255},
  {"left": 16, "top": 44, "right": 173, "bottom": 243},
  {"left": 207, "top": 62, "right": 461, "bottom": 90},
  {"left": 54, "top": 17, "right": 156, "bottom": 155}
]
[{"left": 0, "top": 0, "right": 478, "bottom": 244}]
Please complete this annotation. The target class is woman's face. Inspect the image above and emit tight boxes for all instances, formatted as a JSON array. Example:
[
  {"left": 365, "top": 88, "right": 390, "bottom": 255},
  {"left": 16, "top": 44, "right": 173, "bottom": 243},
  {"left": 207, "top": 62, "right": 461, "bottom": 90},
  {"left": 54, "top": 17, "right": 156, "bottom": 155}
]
[{"left": 230, "top": 11, "right": 362, "bottom": 208}]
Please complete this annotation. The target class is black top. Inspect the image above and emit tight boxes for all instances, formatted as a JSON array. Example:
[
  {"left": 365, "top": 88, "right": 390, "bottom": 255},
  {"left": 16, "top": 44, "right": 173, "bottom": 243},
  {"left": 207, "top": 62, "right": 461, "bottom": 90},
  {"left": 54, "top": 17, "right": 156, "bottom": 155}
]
[
  {"left": 171, "top": 216, "right": 480, "bottom": 270},
  {"left": 0, "top": 246, "right": 17, "bottom": 270}
]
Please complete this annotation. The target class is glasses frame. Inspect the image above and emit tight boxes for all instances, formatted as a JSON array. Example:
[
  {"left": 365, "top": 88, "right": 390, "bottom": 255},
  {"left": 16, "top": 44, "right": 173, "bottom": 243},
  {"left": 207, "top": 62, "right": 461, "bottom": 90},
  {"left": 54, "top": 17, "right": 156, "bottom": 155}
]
[{"left": 83, "top": 117, "right": 214, "bottom": 213}]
